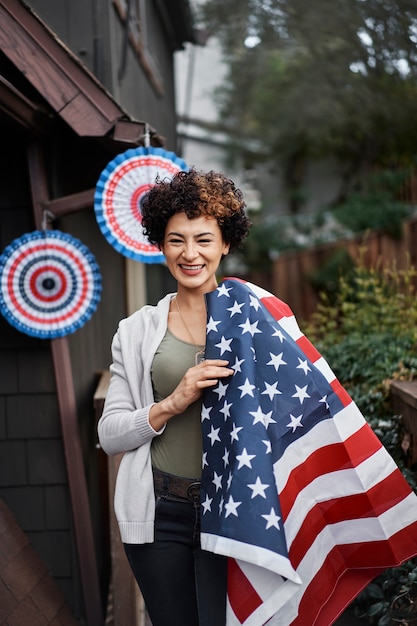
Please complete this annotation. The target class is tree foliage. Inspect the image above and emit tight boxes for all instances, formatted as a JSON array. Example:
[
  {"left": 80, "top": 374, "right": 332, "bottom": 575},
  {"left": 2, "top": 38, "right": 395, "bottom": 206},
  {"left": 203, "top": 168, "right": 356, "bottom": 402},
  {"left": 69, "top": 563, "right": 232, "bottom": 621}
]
[{"left": 199, "top": 0, "right": 417, "bottom": 198}]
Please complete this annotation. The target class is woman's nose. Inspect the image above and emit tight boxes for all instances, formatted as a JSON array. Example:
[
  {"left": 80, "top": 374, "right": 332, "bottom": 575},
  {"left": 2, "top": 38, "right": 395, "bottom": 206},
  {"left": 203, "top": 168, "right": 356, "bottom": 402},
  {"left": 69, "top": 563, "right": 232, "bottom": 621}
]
[{"left": 182, "top": 242, "right": 198, "bottom": 259}]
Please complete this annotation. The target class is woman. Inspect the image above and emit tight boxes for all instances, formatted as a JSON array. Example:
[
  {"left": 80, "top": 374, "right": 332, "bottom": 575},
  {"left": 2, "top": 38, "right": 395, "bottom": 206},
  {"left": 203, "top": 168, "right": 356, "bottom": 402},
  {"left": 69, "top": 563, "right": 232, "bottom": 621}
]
[{"left": 98, "top": 168, "right": 251, "bottom": 626}]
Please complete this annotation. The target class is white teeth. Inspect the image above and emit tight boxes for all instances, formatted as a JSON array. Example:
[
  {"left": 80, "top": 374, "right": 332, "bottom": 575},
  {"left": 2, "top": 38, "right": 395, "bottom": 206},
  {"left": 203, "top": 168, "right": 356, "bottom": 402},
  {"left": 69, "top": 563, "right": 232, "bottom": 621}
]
[{"left": 181, "top": 265, "right": 203, "bottom": 270}]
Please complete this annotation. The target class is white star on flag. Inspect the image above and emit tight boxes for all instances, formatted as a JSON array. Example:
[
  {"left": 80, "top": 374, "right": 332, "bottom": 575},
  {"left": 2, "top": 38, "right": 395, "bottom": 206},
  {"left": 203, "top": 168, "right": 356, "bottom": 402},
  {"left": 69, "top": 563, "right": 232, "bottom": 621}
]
[
  {"left": 262, "top": 507, "right": 281, "bottom": 530},
  {"left": 219, "top": 399, "right": 232, "bottom": 420},
  {"left": 239, "top": 318, "right": 262, "bottom": 337},
  {"left": 292, "top": 384, "right": 310, "bottom": 404},
  {"left": 218, "top": 496, "right": 224, "bottom": 514},
  {"left": 215, "top": 336, "right": 233, "bottom": 355},
  {"left": 217, "top": 284, "right": 232, "bottom": 297},
  {"left": 201, "top": 494, "right": 213, "bottom": 513},
  {"left": 272, "top": 328, "right": 285, "bottom": 342},
  {"left": 212, "top": 471, "right": 223, "bottom": 492},
  {"left": 213, "top": 380, "right": 229, "bottom": 399},
  {"left": 207, "top": 316, "right": 221, "bottom": 333},
  {"left": 201, "top": 404, "right": 212, "bottom": 421},
  {"left": 248, "top": 477, "right": 270, "bottom": 499},
  {"left": 249, "top": 294, "right": 261, "bottom": 310},
  {"left": 262, "top": 439, "right": 272, "bottom": 453},
  {"left": 286, "top": 413, "right": 303, "bottom": 432},
  {"left": 263, "top": 411, "right": 277, "bottom": 427},
  {"left": 231, "top": 356, "right": 245, "bottom": 373},
  {"left": 320, "top": 394, "right": 330, "bottom": 409},
  {"left": 236, "top": 447, "right": 256, "bottom": 469},
  {"left": 262, "top": 380, "right": 282, "bottom": 400},
  {"left": 207, "top": 425, "right": 221, "bottom": 446},
  {"left": 249, "top": 406, "right": 273, "bottom": 427},
  {"left": 297, "top": 357, "right": 312, "bottom": 374},
  {"left": 224, "top": 495, "right": 242, "bottom": 518},
  {"left": 238, "top": 378, "right": 256, "bottom": 397},
  {"left": 267, "top": 351, "right": 287, "bottom": 371},
  {"left": 227, "top": 300, "right": 245, "bottom": 316},
  {"left": 230, "top": 423, "right": 243, "bottom": 442}
]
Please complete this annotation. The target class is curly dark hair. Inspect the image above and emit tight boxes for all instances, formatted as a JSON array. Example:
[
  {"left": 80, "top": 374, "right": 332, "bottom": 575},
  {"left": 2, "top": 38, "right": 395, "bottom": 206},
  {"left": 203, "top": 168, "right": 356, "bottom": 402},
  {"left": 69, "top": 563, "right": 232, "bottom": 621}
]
[{"left": 141, "top": 168, "right": 252, "bottom": 252}]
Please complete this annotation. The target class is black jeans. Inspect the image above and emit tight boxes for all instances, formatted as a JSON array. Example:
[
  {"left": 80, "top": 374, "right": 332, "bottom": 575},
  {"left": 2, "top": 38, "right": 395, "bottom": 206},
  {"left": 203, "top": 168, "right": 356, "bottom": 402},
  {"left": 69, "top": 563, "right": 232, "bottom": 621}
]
[{"left": 124, "top": 494, "right": 227, "bottom": 626}]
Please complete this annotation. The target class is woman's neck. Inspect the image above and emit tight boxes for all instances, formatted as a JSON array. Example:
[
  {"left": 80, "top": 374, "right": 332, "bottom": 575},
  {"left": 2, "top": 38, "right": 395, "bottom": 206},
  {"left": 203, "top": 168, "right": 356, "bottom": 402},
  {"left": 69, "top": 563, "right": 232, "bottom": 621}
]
[{"left": 175, "top": 288, "right": 209, "bottom": 312}]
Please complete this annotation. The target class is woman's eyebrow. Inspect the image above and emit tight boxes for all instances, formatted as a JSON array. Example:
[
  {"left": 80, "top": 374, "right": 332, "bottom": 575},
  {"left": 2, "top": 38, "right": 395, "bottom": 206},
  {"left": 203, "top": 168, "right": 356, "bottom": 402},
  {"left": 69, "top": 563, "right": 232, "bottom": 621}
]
[{"left": 166, "top": 231, "right": 215, "bottom": 237}]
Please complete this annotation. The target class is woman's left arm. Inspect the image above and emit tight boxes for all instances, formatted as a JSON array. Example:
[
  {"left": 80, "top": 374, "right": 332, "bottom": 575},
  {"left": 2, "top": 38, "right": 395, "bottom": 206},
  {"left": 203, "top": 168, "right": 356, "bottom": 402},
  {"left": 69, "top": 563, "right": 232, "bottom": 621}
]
[{"left": 98, "top": 327, "right": 163, "bottom": 456}]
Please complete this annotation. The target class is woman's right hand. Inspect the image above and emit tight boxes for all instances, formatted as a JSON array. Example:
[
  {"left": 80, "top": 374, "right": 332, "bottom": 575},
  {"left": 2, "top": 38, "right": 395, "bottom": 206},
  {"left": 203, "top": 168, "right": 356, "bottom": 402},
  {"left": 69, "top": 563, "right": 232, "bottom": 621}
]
[{"left": 149, "top": 359, "right": 233, "bottom": 431}]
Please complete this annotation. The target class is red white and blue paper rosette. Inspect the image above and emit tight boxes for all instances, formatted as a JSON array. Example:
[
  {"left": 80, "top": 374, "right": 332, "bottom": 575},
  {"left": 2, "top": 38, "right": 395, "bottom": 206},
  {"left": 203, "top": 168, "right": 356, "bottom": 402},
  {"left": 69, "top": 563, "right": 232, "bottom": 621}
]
[
  {"left": 94, "top": 146, "right": 188, "bottom": 263},
  {"left": 0, "top": 230, "right": 102, "bottom": 339}
]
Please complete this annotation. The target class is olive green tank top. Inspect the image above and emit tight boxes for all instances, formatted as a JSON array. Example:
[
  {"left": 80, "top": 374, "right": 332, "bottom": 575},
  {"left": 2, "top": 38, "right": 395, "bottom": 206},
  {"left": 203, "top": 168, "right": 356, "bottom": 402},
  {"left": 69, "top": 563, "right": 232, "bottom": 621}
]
[{"left": 150, "top": 328, "right": 203, "bottom": 479}]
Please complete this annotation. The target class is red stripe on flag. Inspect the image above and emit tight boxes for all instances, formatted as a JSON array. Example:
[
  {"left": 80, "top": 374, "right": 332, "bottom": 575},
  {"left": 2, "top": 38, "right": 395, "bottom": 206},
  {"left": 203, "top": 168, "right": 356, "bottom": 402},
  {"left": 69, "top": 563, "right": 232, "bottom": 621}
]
[
  {"left": 295, "top": 334, "right": 322, "bottom": 363},
  {"left": 293, "top": 551, "right": 382, "bottom": 626},
  {"left": 289, "top": 468, "right": 412, "bottom": 568},
  {"left": 280, "top": 424, "right": 383, "bottom": 518},
  {"left": 292, "top": 520, "right": 417, "bottom": 626},
  {"left": 330, "top": 378, "right": 352, "bottom": 407},
  {"left": 310, "top": 566, "right": 385, "bottom": 626},
  {"left": 260, "top": 295, "right": 293, "bottom": 320},
  {"left": 228, "top": 558, "right": 263, "bottom": 624}
]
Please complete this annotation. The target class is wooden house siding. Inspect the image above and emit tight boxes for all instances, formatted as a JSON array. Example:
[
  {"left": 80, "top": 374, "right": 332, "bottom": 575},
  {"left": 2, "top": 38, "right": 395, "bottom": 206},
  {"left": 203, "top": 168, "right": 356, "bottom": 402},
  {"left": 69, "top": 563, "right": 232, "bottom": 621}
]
[{"left": 27, "top": 0, "right": 190, "bottom": 149}]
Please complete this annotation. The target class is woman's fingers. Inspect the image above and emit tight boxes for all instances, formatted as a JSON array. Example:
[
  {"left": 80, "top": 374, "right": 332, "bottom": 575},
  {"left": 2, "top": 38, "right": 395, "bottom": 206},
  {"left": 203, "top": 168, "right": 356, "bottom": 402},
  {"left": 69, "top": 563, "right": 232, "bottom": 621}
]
[
  {"left": 189, "top": 360, "right": 234, "bottom": 385},
  {"left": 198, "top": 359, "right": 234, "bottom": 374},
  {"left": 169, "top": 361, "right": 234, "bottom": 412},
  {"left": 151, "top": 363, "right": 234, "bottom": 429}
]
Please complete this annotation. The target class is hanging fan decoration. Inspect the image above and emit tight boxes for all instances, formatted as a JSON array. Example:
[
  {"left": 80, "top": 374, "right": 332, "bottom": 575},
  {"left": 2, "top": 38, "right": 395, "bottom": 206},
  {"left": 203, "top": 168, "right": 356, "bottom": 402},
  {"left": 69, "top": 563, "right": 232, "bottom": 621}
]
[
  {"left": 0, "top": 229, "right": 102, "bottom": 339},
  {"left": 94, "top": 146, "right": 188, "bottom": 263}
]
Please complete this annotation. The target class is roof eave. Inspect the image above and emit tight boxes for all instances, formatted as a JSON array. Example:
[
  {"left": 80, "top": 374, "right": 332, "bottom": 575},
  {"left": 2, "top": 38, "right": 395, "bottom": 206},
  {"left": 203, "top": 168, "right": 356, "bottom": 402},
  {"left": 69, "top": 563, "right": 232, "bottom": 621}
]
[{"left": 0, "top": 0, "right": 160, "bottom": 145}]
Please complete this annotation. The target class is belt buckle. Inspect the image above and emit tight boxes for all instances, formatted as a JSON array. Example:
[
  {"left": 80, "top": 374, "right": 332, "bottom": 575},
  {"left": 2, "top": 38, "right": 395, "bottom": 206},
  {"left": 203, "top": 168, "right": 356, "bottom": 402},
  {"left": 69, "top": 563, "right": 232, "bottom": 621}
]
[{"left": 187, "top": 481, "right": 201, "bottom": 503}]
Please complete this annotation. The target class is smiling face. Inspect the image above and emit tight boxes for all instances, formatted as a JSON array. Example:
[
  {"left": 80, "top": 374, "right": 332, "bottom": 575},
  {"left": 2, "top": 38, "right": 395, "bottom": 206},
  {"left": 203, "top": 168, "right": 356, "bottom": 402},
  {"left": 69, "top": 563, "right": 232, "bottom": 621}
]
[{"left": 161, "top": 212, "right": 230, "bottom": 294}]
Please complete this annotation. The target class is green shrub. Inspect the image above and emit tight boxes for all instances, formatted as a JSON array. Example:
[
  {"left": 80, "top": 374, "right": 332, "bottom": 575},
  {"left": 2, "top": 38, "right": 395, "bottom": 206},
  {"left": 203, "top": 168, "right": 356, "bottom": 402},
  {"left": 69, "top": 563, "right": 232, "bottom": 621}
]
[
  {"left": 308, "top": 248, "right": 356, "bottom": 304},
  {"left": 305, "top": 261, "right": 417, "bottom": 624},
  {"left": 331, "top": 193, "right": 412, "bottom": 239},
  {"left": 330, "top": 169, "right": 414, "bottom": 239}
]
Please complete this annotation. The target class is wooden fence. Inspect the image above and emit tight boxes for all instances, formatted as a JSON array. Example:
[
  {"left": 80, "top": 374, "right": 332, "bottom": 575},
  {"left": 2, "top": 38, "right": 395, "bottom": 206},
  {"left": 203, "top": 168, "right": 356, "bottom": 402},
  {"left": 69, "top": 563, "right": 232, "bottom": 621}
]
[
  {"left": 260, "top": 215, "right": 417, "bottom": 321},
  {"left": 391, "top": 381, "right": 417, "bottom": 469}
]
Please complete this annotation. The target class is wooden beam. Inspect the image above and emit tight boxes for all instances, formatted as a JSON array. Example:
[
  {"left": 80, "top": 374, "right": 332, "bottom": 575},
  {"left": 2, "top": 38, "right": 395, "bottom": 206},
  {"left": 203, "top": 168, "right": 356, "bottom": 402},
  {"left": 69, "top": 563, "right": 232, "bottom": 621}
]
[
  {"left": 0, "top": 75, "right": 50, "bottom": 130},
  {"left": 43, "top": 188, "right": 95, "bottom": 217},
  {"left": 51, "top": 338, "right": 104, "bottom": 625},
  {"left": 27, "top": 140, "right": 103, "bottom": 626}
]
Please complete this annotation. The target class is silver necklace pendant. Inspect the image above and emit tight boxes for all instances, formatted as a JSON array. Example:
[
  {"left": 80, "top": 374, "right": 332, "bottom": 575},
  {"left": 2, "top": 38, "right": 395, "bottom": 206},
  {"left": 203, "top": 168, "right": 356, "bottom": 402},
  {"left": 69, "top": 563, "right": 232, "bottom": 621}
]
[{"left": 195, "top": 350, "right": 205, "bottom": 365}]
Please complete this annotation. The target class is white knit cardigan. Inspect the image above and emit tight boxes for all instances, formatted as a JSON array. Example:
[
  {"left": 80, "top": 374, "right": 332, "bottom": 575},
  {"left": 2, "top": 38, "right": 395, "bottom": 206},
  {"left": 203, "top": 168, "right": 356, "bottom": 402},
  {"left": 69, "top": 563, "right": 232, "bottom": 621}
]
[{"left": 98, "top": 292, "right": 175, "bottom": 544}]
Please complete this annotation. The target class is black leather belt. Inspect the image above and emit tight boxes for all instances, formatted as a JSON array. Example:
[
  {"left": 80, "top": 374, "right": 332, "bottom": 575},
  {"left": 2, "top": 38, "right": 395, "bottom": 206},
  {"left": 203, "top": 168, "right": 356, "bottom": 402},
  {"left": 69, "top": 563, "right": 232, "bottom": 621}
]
[{"left": 152, "top": 467, "right": 201, "bottom": 503}]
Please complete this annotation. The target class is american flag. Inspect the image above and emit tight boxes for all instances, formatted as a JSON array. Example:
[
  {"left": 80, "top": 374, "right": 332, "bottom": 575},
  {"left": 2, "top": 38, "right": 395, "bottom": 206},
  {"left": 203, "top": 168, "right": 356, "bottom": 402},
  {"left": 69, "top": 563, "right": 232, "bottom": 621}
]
[{"left": 200, "top": 277, "right": 417, "bottom": 626}]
